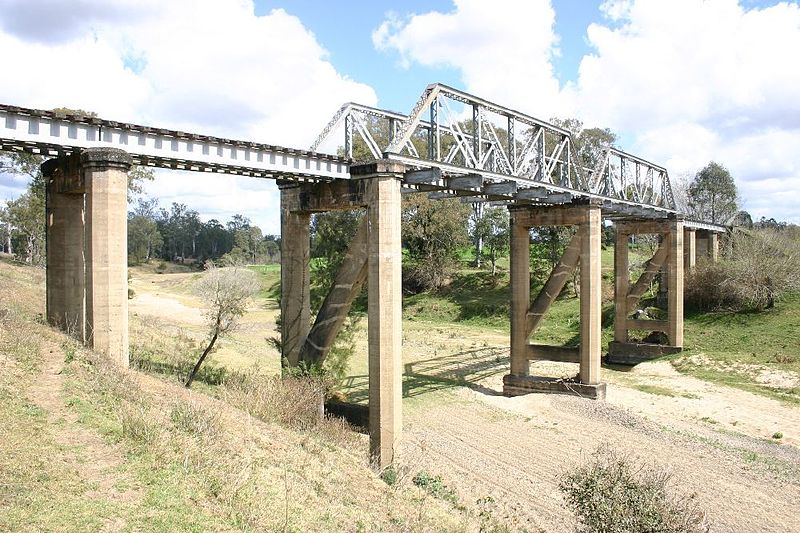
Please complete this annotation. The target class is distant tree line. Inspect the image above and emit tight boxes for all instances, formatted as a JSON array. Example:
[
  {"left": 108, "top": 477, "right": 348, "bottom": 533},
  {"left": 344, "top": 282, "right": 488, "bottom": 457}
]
[{"left": 127, "top": 197, "right": 280, "bottom": 265}]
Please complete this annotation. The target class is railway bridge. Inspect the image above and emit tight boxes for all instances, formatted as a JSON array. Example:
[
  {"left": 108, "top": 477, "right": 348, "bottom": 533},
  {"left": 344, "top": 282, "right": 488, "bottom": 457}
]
[{"left": 0, "top": 83, "right": 727, "bottom": 467}]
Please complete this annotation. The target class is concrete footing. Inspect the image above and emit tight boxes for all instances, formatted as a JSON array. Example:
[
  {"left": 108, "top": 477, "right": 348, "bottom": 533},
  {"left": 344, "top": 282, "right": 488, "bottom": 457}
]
[
  {"left": 503, "top": 374, "right": 607, "bottom": 400},
  {"left": 606, "top": 341, "right": 681, "bottom": 365}
]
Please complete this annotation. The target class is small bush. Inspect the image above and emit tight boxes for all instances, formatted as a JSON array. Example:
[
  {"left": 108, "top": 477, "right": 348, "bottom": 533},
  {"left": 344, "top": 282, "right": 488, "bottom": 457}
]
[
  {"left": 686, "top": 229, "right": 800, "bottom": 311},
  {"left": 559, "top": 447, "right": 708, "bottom": 533},
  {"left": 170, "top": 401, "right": 221, "bottom": 439},
  {"left": 772, "top": 432, "right": 783, "bottom": 440},
  {"left": 120, "top": 403, "right": 160, "bottom": 444},
  {"left": 155, "top": 261, "right": 167, "bottom": 274},
  {"left": 412, "top": 471, "right": 460, "bottom": 505}
]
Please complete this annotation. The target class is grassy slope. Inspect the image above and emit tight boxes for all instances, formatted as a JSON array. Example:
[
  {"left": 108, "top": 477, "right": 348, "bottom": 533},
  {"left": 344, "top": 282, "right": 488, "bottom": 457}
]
[
  {"left": 0, "top": 258, "right": 472, "bottom": 532},
  {"left": 677, "top": 291, "right": 800, "bottom": 403}
]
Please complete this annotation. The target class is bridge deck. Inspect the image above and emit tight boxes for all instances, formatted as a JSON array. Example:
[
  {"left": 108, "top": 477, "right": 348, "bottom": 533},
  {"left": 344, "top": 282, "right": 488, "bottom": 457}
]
[
  {"left": 0, "top": 103, "right": 725, "bottom": 232},
  {"left": 0, "top": 104, "right": 349, "bottom": 180}
]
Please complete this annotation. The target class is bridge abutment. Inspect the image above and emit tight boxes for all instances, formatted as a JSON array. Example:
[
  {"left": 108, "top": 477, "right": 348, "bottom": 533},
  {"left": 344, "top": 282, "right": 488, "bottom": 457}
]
[
  {"left": 43, "top": 148, "right": 132, "bottom": 365},
  {"left": 503, "top": 200, "right": 606, "bottom": 399}
]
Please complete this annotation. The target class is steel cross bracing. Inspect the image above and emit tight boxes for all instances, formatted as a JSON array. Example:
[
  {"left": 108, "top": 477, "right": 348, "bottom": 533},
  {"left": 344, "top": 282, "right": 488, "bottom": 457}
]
[{"left": 0, "top": 104, "right": 349, "bottom": 181}]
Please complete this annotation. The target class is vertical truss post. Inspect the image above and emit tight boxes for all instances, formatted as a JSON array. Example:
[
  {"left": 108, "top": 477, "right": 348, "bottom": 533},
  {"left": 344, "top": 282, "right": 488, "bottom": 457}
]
[
  {"left": 428, "top": 97, "right": 440, "bottom": 161},
  {"left": 507, "top": 116, "right": 516, "bottom": 173},
  {"left": 565, "top": 137, "right": 572, "bottom": 187},
  {"left": 388, "top": 118, "right": 396, "bottom": 146},
  {"left": 472, "top": 104, "right": 481, "bottom": 167},
  {"left": 344, "top": 114, "right": 353, "bottom": 159},
  {"left": 509, "top": 209, "right": 530, "bottom": 376},
  {"left": 537, "top": 129, "right": 545, "bottom": 180}
]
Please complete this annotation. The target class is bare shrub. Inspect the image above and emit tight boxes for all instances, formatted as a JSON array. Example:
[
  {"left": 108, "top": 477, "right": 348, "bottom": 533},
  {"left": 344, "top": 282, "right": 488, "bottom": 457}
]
[
  {"left": 560, "top": 447, "right": 709, "bottom": 533},
  {"left": 222, "top": 370, "right": 363, "bottom": 452},
  {"left": 222, "top": 370, "right": 324, "bottom": 431},
  {"left": 686, "top": 229, "right": 800, "bottom": 311},
  {"left": 186, "top": 262, "right": 260, "bottom": 387}
]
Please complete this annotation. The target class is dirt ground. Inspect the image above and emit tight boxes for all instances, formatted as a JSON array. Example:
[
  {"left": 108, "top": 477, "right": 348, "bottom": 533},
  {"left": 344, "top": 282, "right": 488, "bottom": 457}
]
[{"left": 131, "top": 269, "right": 800, "bottom": 532}]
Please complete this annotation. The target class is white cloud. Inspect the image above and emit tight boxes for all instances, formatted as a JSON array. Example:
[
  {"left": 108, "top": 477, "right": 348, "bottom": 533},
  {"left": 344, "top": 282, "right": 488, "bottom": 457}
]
[
  {"left": 372, "top": 0, "right": 568, "bottom": 118},
  {"left": 573, "top": 0, "right": 800, "bottom": 222},
  {"left": 0, "top": 0, "right": 377, "bottom": 231},
  {"left": 374, "top": 0, "right": 800, "bottom": 223}
]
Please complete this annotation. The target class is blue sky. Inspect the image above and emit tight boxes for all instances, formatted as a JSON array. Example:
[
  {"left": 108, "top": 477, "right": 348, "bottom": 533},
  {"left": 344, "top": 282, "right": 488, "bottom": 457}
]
[{"left": 0, "top": 0, "right": 798, "bottom": 232}]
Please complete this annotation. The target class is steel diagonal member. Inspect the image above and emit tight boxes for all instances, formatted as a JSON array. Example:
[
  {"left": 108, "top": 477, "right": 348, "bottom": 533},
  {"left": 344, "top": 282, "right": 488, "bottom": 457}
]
[{"left": 387, "top": 84, "right": 441, "bottom": 154}]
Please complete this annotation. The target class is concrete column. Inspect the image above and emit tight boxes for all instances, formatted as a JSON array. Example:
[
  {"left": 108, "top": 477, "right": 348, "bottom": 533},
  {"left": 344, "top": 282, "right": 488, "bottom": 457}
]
[
  {"left": 613, "top": 228, "right": 629, "bottom": 344},
  {"left": 709, "top": 232, "right": 720, "bottom": 262},
  {"left": 695, "top": 230, "right": 709, "bottom": 258},
  {"left": 509, "top": 210, "right": 530, "bottom": 376},
  {"left": 579, "top": 205, "right": 602, "bottom": 385},
  {"left": 82, "top": 148, "right": 131, "bottom": 366},
  {"left": 43, "top": 155, "right": 85, "bottom": 341},
  {"left": 667, "top": 218, "right": 684, "bottom": 347},
  {"left": 366, "top": 175, "right": 403, "bottom": 469},
  {"left": 279, "top": 186, "right": 311, "bottom": 367},
  {"left": 684, "top": 228, "right": 696, "bottom": 272}
]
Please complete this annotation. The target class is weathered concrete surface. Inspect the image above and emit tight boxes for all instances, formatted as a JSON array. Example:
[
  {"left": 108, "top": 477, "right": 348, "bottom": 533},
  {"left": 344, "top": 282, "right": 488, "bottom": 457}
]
[
  {"left": 44, "top": 155, "right": 85, "bottom": 341},
  {"left": 82, "top": 148, "right": 131, "bottom": 366},
  {"left": 279, "top": 185, "right": 311, "bottom": 367},
  {"left": 366, "top": 174, "right": 403, "bottom": 469},
  {"left": 606, "top": 341, "right": 682, "bottom": 365},
  {"left": 667, "top": 219, "right": 685, "bottom": 347},
  {"left": 503, "top": 374, "right": 607, "bottom": 400},
  {"left": 684, "top": 228, "right": 696, "bottom": 271},
  {"left": 509, "top": 210, "right": 531, "bottom": 376},
  {"left": 579, "top": 205, "right": 602, "bottom": 385}
]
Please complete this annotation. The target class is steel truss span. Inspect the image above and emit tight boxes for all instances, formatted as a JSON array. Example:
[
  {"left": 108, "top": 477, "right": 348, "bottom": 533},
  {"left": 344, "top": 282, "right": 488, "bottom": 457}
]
[{"left": 313, "top": 83, "right": 676, "bottom": 211}]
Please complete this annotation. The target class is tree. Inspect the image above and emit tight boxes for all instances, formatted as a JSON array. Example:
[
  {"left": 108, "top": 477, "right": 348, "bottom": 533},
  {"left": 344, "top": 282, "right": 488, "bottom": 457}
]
[
  {"left": 185, "top": 263, "right": 260, "bottom": 387},
  {"left": 402, "top": 195, "right": 471, "bottom": 291},
  {"left": 128, "top": 214, "right": 163, "bottom": 263},
  {"left": 688, "top": 162, "right": 738, "bottom": 224},
  {"left": 3, "top": 188, "right": 45, "bottom": 264},
  {"left": 473, "top": 206, "right": 509, "bottom": 276}
]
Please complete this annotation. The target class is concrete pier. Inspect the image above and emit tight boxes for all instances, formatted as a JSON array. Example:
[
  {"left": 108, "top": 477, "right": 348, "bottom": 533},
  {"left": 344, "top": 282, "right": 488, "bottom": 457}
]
[
  {"left": 82, "top": 148, "right": 132, "bottom": 366},
  {"left": 43, "top": 153, "right": 85, "bottom": 341},
  {"left": 503, "top": 201, "right": 605, "bottom": 399}
]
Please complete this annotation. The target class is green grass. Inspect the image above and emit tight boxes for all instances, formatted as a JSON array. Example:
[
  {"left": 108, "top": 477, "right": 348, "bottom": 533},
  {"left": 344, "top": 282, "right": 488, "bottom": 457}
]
[
  {"left": 676, "top": 291, "right": 800, "bottom": 403},
  {"left": 632, "top": 384, "right": 677, "bottom": 397}
]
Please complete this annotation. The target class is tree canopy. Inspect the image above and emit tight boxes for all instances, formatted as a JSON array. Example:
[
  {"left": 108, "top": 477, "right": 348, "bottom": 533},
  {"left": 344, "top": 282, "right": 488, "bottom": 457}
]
[{"left": 688, "top": 162, "right": 738, "bottom": 224}]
